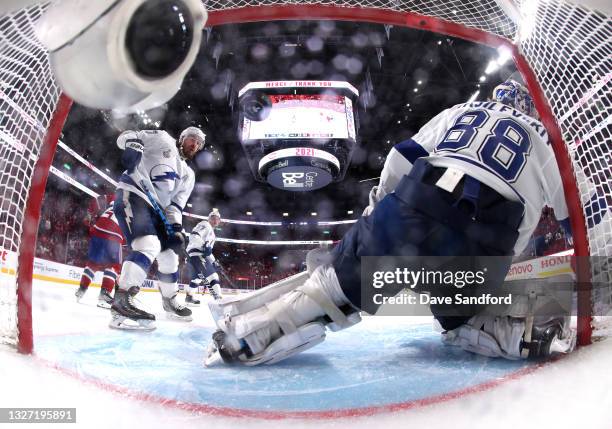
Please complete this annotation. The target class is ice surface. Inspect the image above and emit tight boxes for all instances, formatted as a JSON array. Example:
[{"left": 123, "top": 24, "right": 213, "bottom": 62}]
[{"left": 1, "top": 279, "right": 611, "bottom": 428}]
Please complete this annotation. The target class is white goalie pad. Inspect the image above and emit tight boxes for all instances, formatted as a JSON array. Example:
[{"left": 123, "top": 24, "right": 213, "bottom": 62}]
[
  {"left": 442, "top": 315, "right": 523, "bottom": 360},
  {"left": 208, "top": 271, "right": 310, "bottom": 327},
  {"left": 242, "top": 322, "right": 327, "bottom": 366},
  {"left": 205, "top": 266, "right": 361, "bottom": 366}
]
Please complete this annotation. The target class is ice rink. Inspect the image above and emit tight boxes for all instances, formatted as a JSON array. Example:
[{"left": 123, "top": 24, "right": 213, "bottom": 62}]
[{"left": 1, "top": 278, "right": 611, "bottom": 429}]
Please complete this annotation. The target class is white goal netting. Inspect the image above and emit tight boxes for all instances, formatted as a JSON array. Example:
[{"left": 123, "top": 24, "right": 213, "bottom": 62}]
[
  {"left": 0, "top": 4, "right": 62, "bottom": 350},
  {"left": 0, "top": 0, "right": 609, "bottom": 351}
]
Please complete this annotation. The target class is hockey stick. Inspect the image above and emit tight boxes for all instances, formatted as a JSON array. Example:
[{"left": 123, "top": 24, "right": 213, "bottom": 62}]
[
  {"left": 139, "top": 180, "right": 174, "bottom": 235},
  {"left": 138, "top": 180, "right": 190, "bottom": 262},
  {"left": 214, "top": 261, "right": 238, "bottom": 290}
]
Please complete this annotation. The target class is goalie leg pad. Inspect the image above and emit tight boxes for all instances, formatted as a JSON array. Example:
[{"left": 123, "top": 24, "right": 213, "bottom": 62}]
[
  {"left": 243, "top": 322, "right": 326, "bottom": 366},
  {"left": 209, "top": 265, "right": 361, "bottom": 365},
  {"left": 207, "top": 271, "right": 310, "bottom": 324},
  {"left": 442, "top": 314, "right": 525, "bottom": 359}
]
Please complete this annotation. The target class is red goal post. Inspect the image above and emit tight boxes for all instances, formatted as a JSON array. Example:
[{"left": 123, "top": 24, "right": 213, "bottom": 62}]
[{"left": 0, "top": 0, "right": 609, "bottom": 353}]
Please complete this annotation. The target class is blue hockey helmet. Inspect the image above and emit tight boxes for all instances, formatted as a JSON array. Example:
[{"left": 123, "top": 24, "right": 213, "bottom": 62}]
[{"left": 492, "top": 73, "right": 539, "bottom": 120}]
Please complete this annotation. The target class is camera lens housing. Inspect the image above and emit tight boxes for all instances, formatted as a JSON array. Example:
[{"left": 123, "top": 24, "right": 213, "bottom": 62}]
[
  {"left": 126, "top": 0, "right": 194, "bottom": 78},
  {"left": 36, "top": 0, "right": 206, "bottom": 111}
]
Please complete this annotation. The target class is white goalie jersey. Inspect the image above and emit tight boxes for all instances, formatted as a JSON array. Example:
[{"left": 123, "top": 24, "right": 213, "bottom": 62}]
[
  {"left": 116, "top": 129, "right": 195, "bottom": 225},
  {"left": 187, "top": 220, "right": 216, "bottom": 261},
  {"left": 365, "top": 101, "right": 570, "bottom": 254}
]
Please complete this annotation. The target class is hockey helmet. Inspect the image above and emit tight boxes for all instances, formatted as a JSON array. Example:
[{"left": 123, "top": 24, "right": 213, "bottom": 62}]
[
  {"left": 492, "top": 72, "right": 539, "bottom": 120},
  {"left": 178, "top": 126, "right": 206, "bottom": 159},
  {"left": 208, "top": 208, "right": 222, "bottom": 226}
]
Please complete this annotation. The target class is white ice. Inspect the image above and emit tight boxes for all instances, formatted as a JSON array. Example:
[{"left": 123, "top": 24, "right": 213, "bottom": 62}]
[{"left": 1, "top": 278, "right": 611, "bottom": 429}]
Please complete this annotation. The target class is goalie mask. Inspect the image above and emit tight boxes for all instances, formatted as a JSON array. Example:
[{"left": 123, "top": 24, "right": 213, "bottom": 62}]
[
  {"left": 178, "top": 126, "right": 206, "bottom": 160},
  {"left": 492, "top": 74, "right": 539, "bottom": 120}
]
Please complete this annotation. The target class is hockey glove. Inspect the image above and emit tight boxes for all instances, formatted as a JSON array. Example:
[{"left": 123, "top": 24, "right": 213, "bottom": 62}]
[{"left": 167, "top": 223, "right": 187, "bottom": 257}]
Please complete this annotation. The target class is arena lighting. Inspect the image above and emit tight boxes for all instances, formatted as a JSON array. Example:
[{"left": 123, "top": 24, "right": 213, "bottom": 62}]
[
  {"left": 317, "top": 220, "right": 357, "bottom": 226},
  {"left": 50, "top": 155, "right": 348, "bottom": 248},
  {"left": 467, "top": 90, "right": 480, "bottom": 103},
  {"left": 49, "top": 166, "right": 99, "bottom": 198},
  {"left": 55, "top": 141, "right": 360, "bottom": 226},
  {"left": 217, "top": 238, "right": 334, "bottom": 246},
  {"left": 49, "top": 168, "right": 358, "bottom": 237},
  {"left": 58, "top": 141, "right": 118, "bottom": 185}
]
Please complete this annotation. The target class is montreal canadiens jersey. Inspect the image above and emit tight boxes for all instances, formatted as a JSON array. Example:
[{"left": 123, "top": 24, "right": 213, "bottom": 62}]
[
  {"left": 186, "top": 220, "right": 216, "bottom": 259},
  {"left": 116, "top": 130, "right": 195, "bottom": 225},
  {"left": 90, "top": 205, "right": 125, "bottom": 244},
  {"left": 368, "top": 101, "right": 569, "bottom": 254}
]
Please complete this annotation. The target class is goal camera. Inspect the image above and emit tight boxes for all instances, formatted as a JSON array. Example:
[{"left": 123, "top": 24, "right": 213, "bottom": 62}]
[{"left": 35, "top": 0, "right": 206, "bottom": 112}]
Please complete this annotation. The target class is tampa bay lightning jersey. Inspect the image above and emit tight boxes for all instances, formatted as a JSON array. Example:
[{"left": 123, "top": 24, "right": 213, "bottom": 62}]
[
  {"left": 116, "top": 130, "right": 195, "bottom": 225},
  {"left": 367, "top": 101, "right": 569, "bottom": 254},
  {"left": 186, "top": 219, "right": 216, "bottom": 259}
]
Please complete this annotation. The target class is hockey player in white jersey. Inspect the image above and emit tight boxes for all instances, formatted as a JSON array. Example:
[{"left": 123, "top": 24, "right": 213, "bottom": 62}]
[
  {"left": 110, "top": 126, "right": 205, "bottom": 330},
  {"left": 205, "top": 74, "right": 576, "bottom": 365},
  {"left": 184, "top": 209, "right": 223, "bottom": 305}
]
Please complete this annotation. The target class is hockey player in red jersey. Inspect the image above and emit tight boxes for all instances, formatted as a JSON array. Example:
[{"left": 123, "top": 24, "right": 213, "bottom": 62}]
[{"left": 75, "top": 199, "right": 126, "bottom": 309}]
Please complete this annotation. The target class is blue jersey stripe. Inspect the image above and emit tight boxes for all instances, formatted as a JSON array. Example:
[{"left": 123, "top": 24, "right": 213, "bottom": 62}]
[
  {"left": 119, "top": 173, "right": 144, "bottom": 192},
  {"left": 394, "top": 139, "right": 429, "bottom": 164}
]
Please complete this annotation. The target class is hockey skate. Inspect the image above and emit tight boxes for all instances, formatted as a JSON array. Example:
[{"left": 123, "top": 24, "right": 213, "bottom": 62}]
[
  {"left": 75, "top": 286, "right": 87, "bottom": 302},
  {"left": 162, "top": 294, "right": 193, "bottom": 321},
  {"left": 205, "top": 330, "right": 247, "bottom": 366},
  {"left": 201, "top": 278, "right": 222, "bottom": 300},
  {"left": 109, "top": 286, "right": 156, "bottom": 331},
  {"left": 207, "top": 283, "right": 222, "bottom": 301},
  {"left": 185, "top": 293, "right": 201, "bottom": 307},
  {"left": 522, "top": 317, "right": 576, "bottom": 358},
  {"left": 97, "top": 288, "right": 114, "bottom": 309}
]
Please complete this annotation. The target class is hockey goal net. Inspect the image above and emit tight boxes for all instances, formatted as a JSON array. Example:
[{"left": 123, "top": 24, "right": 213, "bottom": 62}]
[{"left": 0, "top": 0, "right": 609, "bottom": 353}]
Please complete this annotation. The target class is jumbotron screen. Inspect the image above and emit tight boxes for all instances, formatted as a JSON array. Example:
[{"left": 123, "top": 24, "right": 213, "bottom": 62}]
[{"left": 241, "top": 94, "right": 356, "bottom": 141}]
